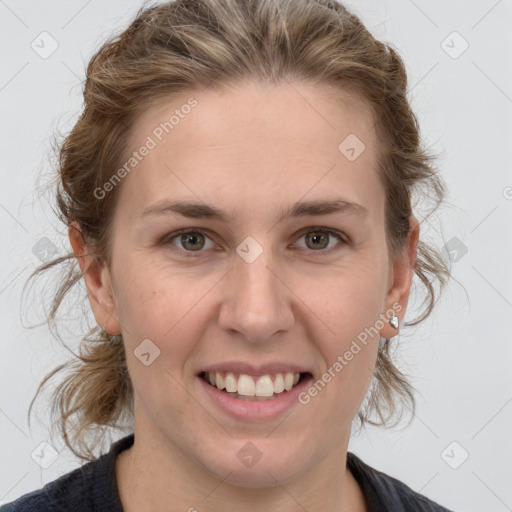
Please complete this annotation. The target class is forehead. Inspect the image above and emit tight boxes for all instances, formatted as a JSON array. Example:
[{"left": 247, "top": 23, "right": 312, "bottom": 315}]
[
  {"left": 118, "top": 81, "right": 382, "bottom": 223},
  {"left": 130, "top": 80, "right": 376, "bottom": 153}
]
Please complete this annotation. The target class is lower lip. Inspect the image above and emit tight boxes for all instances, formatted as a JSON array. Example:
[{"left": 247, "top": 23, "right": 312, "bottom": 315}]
[{"left": 197, "top": 374, "right": 313, "bottom": 421}]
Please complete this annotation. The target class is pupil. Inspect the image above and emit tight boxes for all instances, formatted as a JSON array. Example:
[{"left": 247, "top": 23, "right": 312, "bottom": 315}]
[
  {"left": 307, "top": 231, "right": 328, "bottom": 250},
  {"left": 182, "top": 233, "right": 203, "bottom": 251}
]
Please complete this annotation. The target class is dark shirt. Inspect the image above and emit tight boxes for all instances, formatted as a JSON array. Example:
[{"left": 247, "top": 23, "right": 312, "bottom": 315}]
[{"left": 1, "top": 433, "right": 454, "bottom": 511}]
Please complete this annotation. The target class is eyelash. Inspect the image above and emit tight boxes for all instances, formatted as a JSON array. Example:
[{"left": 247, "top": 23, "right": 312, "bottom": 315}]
[{"left": 158, "top": 227, "right": 349, "bottom": 258}]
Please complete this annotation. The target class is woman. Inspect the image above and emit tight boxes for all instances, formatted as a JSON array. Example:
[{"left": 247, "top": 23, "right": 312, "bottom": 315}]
[{"left": 3, "top": 0, "right": 453, "bottom": 510}]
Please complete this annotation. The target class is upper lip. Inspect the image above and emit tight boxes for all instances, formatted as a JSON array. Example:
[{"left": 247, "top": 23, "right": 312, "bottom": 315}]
[{"left": 199, "top": 361, "right": 310, "bottom": 377}]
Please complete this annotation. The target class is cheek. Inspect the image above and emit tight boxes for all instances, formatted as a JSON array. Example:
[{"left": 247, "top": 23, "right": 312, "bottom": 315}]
[
  {"left": 297, "top": 264, "right": 385, "bottom": 402},
  {"left": 116, "top": 256, "right": 216, "bottom": 336},
  {"left": 116, "top": 269, "right": 206, "bottom": 416},
  {"left": 296, "top": 258, "right": 388, "bottom": 340}
]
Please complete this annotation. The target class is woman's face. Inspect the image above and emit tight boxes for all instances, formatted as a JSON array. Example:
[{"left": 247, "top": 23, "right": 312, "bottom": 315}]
[{"left": 76, "top": 81, "right": 417, "bottom": 487}]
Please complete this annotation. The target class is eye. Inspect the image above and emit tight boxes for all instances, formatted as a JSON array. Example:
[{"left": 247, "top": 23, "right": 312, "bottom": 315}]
[
  {"left": 160, "top": 226, "right": 348, "bottom": 257},
  {"left": 294, "top": 227, "right": 347, "bottom": 254},
  {"left": 160, "top": 228, "right": 216, "bottom": 255}
]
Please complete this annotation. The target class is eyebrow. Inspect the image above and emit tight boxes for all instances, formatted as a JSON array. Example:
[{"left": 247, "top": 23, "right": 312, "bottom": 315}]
[{"left": 141, "top": 198, "right": 368, "bottom": 223}]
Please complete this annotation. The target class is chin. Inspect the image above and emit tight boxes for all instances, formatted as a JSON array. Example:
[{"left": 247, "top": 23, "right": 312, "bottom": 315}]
[
  {"left": 200, "top": 442, "right": 307, "bottom": 488},
  {"left": 217, "top": 466, "right": 299, "bottom": 489}
]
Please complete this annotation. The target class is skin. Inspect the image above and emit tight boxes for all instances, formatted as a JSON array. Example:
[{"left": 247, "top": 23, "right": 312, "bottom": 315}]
[{"left": 69, "top": 81, "right": 419, "bottom": 512}]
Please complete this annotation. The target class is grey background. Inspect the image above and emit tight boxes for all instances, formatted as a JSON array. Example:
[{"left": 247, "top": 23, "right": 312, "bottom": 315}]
[{"left": 0, "top": 0, "right": 511, "bottom": 510}]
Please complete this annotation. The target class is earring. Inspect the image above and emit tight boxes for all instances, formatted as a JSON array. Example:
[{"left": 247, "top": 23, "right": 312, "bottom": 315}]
[{"left": 379, "top": 315, "right": 399, "bottom": 349}]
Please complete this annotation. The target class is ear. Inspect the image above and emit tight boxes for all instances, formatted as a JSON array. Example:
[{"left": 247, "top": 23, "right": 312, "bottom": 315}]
[
  {"left": 68, "top": 221, "right": 121, "bottom": 336},
  {"left": 380, "top": 216, "right": 419, "bottom": 339}
]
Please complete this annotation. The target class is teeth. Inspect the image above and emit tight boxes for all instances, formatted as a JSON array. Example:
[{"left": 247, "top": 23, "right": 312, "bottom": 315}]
[
  {"left": 215, "top": 372, "right": 225, "bottom": 390},
  {"left": 205, "top": 371, "right": 303, "bottom": 397},
  {"left": 273, "top": 373, "right": 285, "bottom": 393},
  {"left": 225, "top": 372, "right": 237, "bottom": 392},
  {"left": 238, "top": 375, "right": 256, "bottom": 396},
  {"left": 255, "top": 375, "right": 274, "bottom": 397},
  {"left": 284, "top": 372, "right": 294, "bottom": 391}
]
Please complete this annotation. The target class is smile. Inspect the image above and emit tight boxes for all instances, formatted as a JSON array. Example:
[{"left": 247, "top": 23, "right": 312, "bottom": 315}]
[{"left": 200, "top": 371, "right": 309, "bottom": 400}]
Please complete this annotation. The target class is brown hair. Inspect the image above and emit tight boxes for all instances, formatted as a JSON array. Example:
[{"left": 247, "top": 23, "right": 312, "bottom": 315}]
[{"left": 24, "top": 0, "right": 450, "bottom": 460}]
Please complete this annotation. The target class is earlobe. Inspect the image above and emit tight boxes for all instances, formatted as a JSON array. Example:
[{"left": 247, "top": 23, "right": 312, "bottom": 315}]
[
  {"left": 68, "top": 222, "right": 121, "bottom": 336},
  {"left": 380, "top": 216, "right": 420, "bottom": 339}
]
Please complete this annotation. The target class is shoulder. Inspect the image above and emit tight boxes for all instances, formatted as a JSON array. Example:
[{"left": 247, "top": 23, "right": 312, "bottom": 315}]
[
  {"left": 1, "top": 434, "right": 134, "bottom": 512},
  {"left": 1, "top": 463, "right": 93, "bottom": 512},
  {"left": 347, "top": 452, "right": 454, "bottom": 512},
  {"left": 1, "top": 488, "right": 52, "bottom": 511}
]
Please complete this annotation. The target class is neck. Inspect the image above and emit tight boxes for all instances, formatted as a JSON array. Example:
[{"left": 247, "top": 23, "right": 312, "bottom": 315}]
[{"left": 115, "top": 428, "right": 367, "bottom": 512}]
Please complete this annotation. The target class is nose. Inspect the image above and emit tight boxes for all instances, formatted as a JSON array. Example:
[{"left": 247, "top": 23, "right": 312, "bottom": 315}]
[{"left": 218, "top": 249, "right": 295, "bottom": 343}]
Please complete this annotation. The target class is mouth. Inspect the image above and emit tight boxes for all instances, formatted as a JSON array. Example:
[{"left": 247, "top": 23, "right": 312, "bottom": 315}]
[{"left": 199, "top": 370, "right": 311, "bottom": 401}]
